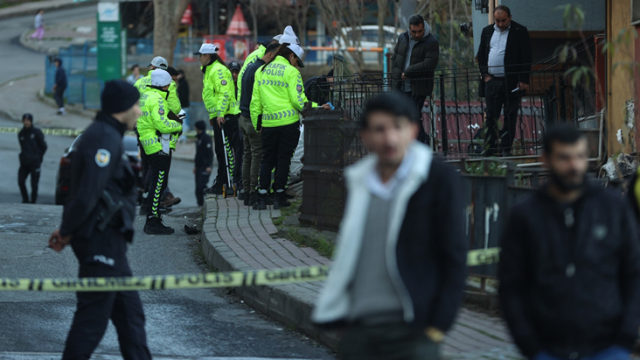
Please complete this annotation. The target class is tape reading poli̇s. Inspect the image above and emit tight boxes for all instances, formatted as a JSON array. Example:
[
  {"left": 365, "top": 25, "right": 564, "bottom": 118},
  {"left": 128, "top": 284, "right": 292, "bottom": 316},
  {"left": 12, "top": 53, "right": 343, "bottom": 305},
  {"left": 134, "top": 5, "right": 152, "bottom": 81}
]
[{"left": 0, "top": 249, "right": 501, "bottom": 292}]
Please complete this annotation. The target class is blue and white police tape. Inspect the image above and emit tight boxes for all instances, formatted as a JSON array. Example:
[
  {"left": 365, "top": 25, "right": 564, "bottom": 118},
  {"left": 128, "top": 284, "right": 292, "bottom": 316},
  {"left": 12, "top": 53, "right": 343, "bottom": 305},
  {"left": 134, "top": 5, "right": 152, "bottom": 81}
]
[{"left": 0, "top": 248, "right": 500, "bottom": 292}]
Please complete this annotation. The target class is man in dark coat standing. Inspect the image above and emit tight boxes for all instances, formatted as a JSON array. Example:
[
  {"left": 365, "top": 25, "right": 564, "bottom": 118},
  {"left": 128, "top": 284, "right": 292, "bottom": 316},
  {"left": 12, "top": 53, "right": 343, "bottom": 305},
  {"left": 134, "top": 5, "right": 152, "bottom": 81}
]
[
  {"left": 18, "top": 113, "right": 47, "bottom": 204},
  {"left": 53, "top": 58, "right": 67, "bottom": 115},
  {"left": 194, "top": 120, "right": 213, "bottom": 207},
  {"left": 391, "top": 14, "right": 439, "bottom": 144},
  {"left": 476, "top": 5, "right": 532, "bottom": 156},
  {"left": 499, "top": 125, "right": 640, "bottom": 360}
]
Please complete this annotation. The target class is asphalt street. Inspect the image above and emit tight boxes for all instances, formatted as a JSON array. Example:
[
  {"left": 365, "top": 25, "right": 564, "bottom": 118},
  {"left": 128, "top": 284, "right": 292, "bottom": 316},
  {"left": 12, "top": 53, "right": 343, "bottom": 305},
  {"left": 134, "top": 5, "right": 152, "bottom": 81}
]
[
  {"left": 0, "top": 5, "right": 96, "bottom": 85},
  {"left": 0, "top": 115, "right": 198, "bottom": 207},
  {"left": 0, "top": 204, "right": 333, "bottom": 359}
]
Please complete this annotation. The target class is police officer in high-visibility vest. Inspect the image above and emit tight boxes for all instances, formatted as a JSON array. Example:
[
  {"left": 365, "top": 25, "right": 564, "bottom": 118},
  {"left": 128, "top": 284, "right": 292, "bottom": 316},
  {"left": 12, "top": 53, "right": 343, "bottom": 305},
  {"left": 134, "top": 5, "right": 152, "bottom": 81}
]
[
  {"left": 194, "top": 43, "right": 241, "bottom": 195},
  {"left": 135, "top": 56, "right": 185, "bottom": 215},
  {"left": 138, "top": 69, "right": 182, "bottom": 234},
  {"left": 237, "top": 34, "right": 282, "bottom": 108},
  {"left": 48, "top": 80, "right": 152, "bottom": 360},
  {"left": 250, "top": 26, "right": 330, "bottom": 210},
  {"left": 134, "top": 56, "right": 182, "bottom": 116}
]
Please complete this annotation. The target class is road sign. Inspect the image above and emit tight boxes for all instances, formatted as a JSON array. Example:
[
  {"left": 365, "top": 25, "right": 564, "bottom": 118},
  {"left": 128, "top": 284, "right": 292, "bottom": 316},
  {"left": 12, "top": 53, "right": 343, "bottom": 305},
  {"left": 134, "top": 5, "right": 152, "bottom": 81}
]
[{"left": 97, "top": 2, "right": 126, "bottom": 81}]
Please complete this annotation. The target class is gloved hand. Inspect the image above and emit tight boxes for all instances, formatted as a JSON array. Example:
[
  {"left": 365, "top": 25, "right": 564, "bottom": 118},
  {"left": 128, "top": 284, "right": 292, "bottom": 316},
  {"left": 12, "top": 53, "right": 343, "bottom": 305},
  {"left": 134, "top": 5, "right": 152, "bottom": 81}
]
[{"left": 178, "top": 109, "right": 187, "bottom": 123}]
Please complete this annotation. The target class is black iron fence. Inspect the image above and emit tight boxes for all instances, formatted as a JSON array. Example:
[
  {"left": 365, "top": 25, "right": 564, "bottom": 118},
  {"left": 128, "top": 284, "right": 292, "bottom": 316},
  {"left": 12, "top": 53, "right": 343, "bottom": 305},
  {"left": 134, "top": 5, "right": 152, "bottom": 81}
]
[{"left": 305, "top": 36, "right": 600, "bottom": 161}]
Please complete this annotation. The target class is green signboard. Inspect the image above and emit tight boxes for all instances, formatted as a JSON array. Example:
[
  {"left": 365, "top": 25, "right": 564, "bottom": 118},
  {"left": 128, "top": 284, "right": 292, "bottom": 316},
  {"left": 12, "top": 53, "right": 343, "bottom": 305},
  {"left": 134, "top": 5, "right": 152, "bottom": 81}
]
[{"left": 97, "top": 2, "right": 126, "bottom": 81}]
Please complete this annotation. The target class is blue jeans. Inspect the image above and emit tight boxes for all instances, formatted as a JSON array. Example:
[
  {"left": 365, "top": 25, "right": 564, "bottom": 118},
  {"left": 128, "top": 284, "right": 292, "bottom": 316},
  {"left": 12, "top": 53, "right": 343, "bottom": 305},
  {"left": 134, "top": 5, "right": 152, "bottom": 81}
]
[{"left": 533, "top": 347, "right": 630, "bottom": 360}]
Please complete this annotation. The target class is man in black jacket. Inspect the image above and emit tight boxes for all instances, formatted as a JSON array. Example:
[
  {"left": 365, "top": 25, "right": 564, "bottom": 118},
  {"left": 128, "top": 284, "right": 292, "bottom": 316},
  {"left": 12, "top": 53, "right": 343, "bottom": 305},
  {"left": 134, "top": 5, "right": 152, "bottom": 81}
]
[
  {"left": 391, "top": 14, "right": 439, "bottom": 144},
  {"left": 53, "top": 58, "right": 67, "bottom": 115},
  {"left": 48, "top": 80, "right": 152, "bottom": 360},
  {"left": 238, "top": 43, "right": 278, "bottom": 207},
  {"left": 312, "top": 92, "right": 467, "bottom": 360},
  {"left": 499, "top": 125, "right": 640, "bottom": 360},
  {"left": 476, "top": 5, "right": 532, "bottom": 156},
  {"left": 17, "top": 113, "right": 47, "bottom": 204},
  {"left": 194, "top": 120, "right": 213, "bottom": 207}
]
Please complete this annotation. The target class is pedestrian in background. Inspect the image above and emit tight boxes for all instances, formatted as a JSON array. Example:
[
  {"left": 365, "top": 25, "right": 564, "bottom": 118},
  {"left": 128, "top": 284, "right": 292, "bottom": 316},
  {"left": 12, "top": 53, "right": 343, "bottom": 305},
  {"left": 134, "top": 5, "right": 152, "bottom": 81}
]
[
  {"left": 48, "top": 80, "right": 152, "bottom": 360},
  {"left": 30, "top": 9, "right": 45, "bottom": 41},
  {"left": 126, "top": 64, "right": 142, "bottom": 85},
  {"left": 312, "top": 92, "right": 467, "bottom": 360},
  {"left": 177, "top": 69, "right": 190, "bottom": 135},
  {"left": 391, "top": 14, "right": 439, "bottom": 144},
  {"left": 476, "top": 5, "right": 532, "bottom": 156},
  {"left": 53, "top": 58, "right": 67, "bottom": 115},
  {"left": 194, "top": 120, "right": 213, "bottom": 207},
  {"left": 18, "top": 113, "right": 47, "bottom": 204},
  {"left": 499, "top": 125, "right": 640, "bottom": 360},
  {"left": 239, "top": 42, "right": 279, "bottom": 207}
]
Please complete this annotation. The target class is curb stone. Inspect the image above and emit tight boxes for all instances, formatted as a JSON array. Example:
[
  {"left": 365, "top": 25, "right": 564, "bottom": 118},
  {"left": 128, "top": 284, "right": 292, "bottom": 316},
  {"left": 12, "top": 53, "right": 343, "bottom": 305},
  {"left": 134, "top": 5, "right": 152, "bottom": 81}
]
[
  {"left": 37, "top": 87, "right": 97, "bottom": 119},
  {"left": 200, "top": 196, "right": 339, "bottom": 351}
]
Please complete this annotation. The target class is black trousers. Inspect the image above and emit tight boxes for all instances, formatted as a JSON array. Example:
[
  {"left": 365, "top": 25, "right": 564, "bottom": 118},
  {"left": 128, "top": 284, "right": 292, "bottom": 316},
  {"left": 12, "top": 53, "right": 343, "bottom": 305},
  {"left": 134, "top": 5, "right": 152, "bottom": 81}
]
[
  {"left": 259, "top": 122, "right": 300, "bottom": 192},
  {"left": 63, "top": 228, "right": 151, "bottom": 360},
  {"left": 339, "top": 322, "right": 440, "bottom": 360},
  {"left": 146, "top": 151, "right": 171, "bottom": 217},
  {"left": 140, "top": 148, "right": 150, "bottom": 192},
  {"left": 212, "top": 115, "right": 242, "bottom": 188},
  {"left": 484, "top": 78, "right": 521, "bottom": 155},
  {"left": 54, "top": 86, "right": 65, "bottom": 108},
  {"left": 18, "top": 159, "right": 41, "bottom": 203},
  {"left": 405, "top": 92, "right": 428, "bottom": 144},
  {"left": 195, "top": 166, "right": 211, "bottom": 206}
]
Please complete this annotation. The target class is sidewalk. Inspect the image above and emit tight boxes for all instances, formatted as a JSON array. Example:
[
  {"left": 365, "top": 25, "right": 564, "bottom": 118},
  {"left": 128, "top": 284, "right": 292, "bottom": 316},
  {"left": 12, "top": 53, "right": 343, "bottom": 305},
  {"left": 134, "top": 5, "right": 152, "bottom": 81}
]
[
  {"left": 0, "top": 0, "right": 96, "bottom": 21},
  {"left": 20, "top": 16, "right": 96, "bottom": 54},
  {"left": 201, "top": 196, "right": 523, "bottom": 359},
  {"left": 0, "top": 74, "right": 92, "bottom": 130}
]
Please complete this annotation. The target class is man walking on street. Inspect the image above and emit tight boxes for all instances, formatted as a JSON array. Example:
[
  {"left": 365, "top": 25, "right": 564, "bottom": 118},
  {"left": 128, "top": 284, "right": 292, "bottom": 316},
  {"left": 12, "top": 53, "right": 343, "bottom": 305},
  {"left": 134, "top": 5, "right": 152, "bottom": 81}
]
[
  {"left": 239, "top": 42, "right": 279, "bottom": 206},
  {"left": 18, "top": 113, "right": 47, "bottom": 204},
  {"left": 499, "top": 125, "right": 640, "bottom": 360},
  {"left": 312, "top": 92, "right": 468, "bottom": 360},
  {"left": 194, "top": 120, "right": 213, "bottom": 207},
  {"left": 477, "top": 5, "right": 532, "bottom": 156},
  {"left": 391, "top": 14, "right": 439, "bottom": 144},
  {"left": 48, "top": 80, "right": 152, "bottom": 360},
  {"left": 53, "top": 58, "right": 67, "bottom": 115}
]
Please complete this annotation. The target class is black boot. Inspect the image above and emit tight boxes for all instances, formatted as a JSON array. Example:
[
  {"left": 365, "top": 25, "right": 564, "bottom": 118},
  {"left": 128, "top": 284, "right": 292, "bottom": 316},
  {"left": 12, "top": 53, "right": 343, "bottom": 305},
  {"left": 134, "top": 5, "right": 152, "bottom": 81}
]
[
  {"left": 253, "top": 192, "right": 267, "bottom": 210},
  {"left": 247, "top": 192, "right": 257, "bottom": 206},
  {"left": 204, "top": 179, "right": 223, "bottom": 195},
  {"left": 144, "top": 216, "right": 175, "bottom": 235},
  {"left": 273, "top": 192, "right": 291, "bottom": 209},
  {"left": 238, "top": 189, "right": 245, "bottom": 201}
]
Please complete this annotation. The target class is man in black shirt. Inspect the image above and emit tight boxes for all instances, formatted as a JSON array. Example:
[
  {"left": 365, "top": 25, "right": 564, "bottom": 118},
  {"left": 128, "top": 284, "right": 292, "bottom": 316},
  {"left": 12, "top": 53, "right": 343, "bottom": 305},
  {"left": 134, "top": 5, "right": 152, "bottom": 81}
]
[
  {"left": 238, "top": 43, "right": 279, "bottom": 207},
  {"left": 194, "top": 120, "right": 213, "bottom": 207},
  {"left": 48, "top": 80, "right": 152, "bottom": 360},
  {"left": 499, "top": 125, "right": 640, "bottom": 360},
  {"left": 18, "top": 113, "right": 47, "bottom": 204}
]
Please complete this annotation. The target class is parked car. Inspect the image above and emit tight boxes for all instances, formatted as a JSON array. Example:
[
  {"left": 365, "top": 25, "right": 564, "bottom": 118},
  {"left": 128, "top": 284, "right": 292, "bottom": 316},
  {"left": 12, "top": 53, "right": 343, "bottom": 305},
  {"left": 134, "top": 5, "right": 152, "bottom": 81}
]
[
  {"left": 332, "top": 25, "right": 404, "bottom": 65},
  {"left": 55, "top": 134, "right": 143, "bottom": 205}
]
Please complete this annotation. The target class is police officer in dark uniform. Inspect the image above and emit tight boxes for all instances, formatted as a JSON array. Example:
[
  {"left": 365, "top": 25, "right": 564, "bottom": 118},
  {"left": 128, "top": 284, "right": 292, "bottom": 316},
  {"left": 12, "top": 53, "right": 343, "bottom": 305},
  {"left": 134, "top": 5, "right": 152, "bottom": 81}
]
[
  {"left": 18, "top": 113, "right": 47, "bottom": 204},
  {"left": 194, "top": 120, "right": 213, "bottom": 207},
  {"left": 48, "top": 80, "right": 152, "bottom": 360}
]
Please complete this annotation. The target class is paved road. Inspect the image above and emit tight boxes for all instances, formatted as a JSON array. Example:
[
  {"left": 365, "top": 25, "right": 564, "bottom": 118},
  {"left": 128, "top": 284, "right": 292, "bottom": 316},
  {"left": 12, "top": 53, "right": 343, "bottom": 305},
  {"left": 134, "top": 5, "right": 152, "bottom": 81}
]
[
  {"left": 0, "top": 5, "right": 96, "bottom": 84},
  {"left": 0, "top": 204, "right": 333, "bottom": 359},
  {"left": 0, "top": 115, "right": 198, "bottom": 207}
]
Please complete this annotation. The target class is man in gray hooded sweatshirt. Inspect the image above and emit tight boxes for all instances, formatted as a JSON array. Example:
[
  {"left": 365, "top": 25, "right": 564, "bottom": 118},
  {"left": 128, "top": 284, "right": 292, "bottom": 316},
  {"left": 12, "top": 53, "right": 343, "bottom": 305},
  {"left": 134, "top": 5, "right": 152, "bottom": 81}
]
[{"left": 391, "top": 14, "right": 439, "bottom": 144}]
